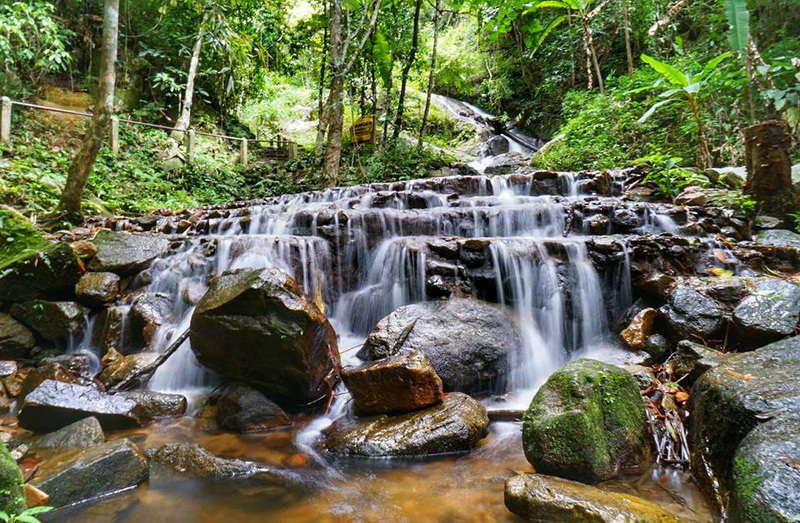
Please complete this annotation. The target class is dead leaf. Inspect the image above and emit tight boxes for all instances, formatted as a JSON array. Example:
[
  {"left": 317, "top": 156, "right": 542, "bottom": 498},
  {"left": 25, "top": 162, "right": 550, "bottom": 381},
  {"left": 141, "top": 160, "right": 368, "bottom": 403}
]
[
  {"left": 675, "top": 391, "right": 690, "bottom": 403},
  {"left": 724, "top": 369, "right": 754, "bottom": 381}
]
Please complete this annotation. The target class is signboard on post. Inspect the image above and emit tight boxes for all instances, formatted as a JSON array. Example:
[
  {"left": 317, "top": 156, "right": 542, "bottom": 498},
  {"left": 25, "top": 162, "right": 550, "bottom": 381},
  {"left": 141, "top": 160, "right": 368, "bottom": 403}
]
[{"left": 350, "top": 115, "right": 374, "bottom": 143}]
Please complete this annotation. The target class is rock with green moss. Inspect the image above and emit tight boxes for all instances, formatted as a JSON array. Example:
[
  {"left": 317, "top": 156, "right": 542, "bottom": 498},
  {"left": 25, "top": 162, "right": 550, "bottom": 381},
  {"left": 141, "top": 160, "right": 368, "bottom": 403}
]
[
  {"left": 690, "top": 337, "right": 800, "bottom": 522},
  {"left": 0, "top": 241, "right": 81, "bottom": 303},
  {"left": 0, "top": 441, "right": 25, "bottom": 514},
  {"left": 522, "top": 358, "right": 650, "bottom": 483},
  {"left": 11, "top": 300, "right": 90, "bottom": 340}
]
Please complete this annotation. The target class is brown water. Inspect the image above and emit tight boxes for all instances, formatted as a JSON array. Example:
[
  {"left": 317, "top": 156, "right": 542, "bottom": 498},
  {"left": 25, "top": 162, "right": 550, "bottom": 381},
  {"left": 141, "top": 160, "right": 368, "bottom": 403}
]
[{"left": 48, "top": 417, "right": 714, "bottom": 522}]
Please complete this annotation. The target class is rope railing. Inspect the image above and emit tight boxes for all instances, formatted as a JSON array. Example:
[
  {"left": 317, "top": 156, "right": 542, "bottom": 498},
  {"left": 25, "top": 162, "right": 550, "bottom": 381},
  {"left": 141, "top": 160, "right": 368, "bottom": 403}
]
[{"left": 0, "top": 96, "right": 298, "bottom": 165}]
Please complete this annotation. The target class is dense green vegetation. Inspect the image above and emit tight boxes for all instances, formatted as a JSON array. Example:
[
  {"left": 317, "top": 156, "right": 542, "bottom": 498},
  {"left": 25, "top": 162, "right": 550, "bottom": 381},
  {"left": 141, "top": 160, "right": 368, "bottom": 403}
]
[{"left": 0, "top": 0, "right": 797, "bottom": 218}]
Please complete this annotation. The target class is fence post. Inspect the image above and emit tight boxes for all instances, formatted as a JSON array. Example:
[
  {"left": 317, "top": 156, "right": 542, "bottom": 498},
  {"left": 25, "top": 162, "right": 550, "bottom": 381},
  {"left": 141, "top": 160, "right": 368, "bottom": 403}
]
[
  {"left": 110, "top": 116, "right": 120, "bottom": 155},
  {"left": 287, "top": 142, "right": 298, "bottom": 159},
  {"left": 240, "top": 138, "right": 248, "bottom": 166},
  {"left": 186, "top": 129, "right": 196, "bottom": 164},
  {"left": 1, "top": 97, "right": 11, "bottom": 144}
]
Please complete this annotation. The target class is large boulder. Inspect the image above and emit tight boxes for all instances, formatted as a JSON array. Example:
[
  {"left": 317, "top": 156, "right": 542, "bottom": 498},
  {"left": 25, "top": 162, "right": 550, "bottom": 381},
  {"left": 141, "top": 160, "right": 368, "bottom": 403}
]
[
  {"left": 0, "top": 242, "right": 81, "bottom": 302},
  {"left": 75, "top": 271, "right": 120, "bottom": 306},
  {"left": 0, "top": 441, "right": 25, "bottom": 515},
  {"left": 342, "top": 349, "right": 443, "bottom": 415},
  {"left": 504, "top": 474, "right": 680, "bottom": 522},
  {"left": 660, "top": 286, "right": 726, "bottom": 341},
  {"left": 690, "top": 337, "right": 800, "bottom": 522},
  {"left": 732, "top": 278, "right": 800, "bottom": 342},
  {"left": 30, "top": 439, "right": 148, "bottom": 508},
  {"left": 0, "top": 313, "right": 35, "bottom": 359},
  {"left": 325, "top": 392, "right": 489, "bottom": 457},
  {"left": 522, "top": 359, "right": 650, "bottom": 483},
  {"left": 11, "top": 300, "right": 90, "bottom": 340},
  {"left": 190, "top": 268, "right": 340, "bottom": 412},
  {"left": 671, "top": 340, "right": 727, "bottom": 384},
  {"left": 18, "top": 380, "right": 151, "bottom": 432},
  {"left": 755, "top": 229, "right": 800, "bottom": 250},
  {"left": 118, "top": 390, "right": 187, "bottom": 419},
  {"left": 215, "top": 382, "right": 290, "bottom": 433},
  {"left": 356, "top": 298, "right": 519, "bottom": 395},
  {"left": 88, "top": 230, "right": 169, "bottom": 275},
  {"left": 33, "top": 416, "right": 105, "bottom": 449},
  {"left": 98, "top": 351, "right": 159, "bottom": 389}
]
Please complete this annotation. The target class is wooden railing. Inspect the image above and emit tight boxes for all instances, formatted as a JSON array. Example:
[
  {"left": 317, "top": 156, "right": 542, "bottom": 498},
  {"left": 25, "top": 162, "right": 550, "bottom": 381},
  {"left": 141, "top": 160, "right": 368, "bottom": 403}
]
[{"left": 0, "top": 96, "right": 297, "bottom": 165}]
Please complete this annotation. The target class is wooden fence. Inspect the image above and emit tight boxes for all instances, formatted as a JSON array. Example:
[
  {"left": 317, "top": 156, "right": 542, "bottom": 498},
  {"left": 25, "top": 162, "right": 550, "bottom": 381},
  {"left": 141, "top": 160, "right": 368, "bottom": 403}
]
[{"left": 0, "top": 96, "right": 297, "bottom": 166}]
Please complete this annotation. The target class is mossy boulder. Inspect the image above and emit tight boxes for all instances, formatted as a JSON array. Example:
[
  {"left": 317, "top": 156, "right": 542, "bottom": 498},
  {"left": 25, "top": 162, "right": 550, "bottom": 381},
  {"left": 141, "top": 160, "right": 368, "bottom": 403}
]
[
  {"left": 0, "top": 441, "right": 25, "bottom": 514},
  {"left": 0, "top": 242, "right": 81, "bottom": 303},
  {"left": 522, "top": 359, "right": 650, "bottom": 483}
]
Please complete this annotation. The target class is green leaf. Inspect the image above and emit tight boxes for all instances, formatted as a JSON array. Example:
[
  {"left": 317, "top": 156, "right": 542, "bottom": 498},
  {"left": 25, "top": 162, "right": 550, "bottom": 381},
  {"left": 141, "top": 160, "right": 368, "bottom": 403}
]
[
  {"left": 529, "top": 1, "right": 574, "bottom": 11},
  {"left": 641, "top": 54, "right": 688, "bottom": 87},
  {"left": 19, "top": 507, "right": 53, "bottom": 516},
  {"left": 528, "top": 15, "right": 567, "bottom": 55},
  {"left": 725, "top": 0, "right": 750, "bottom": 54},
  {"left": 638, "top": 99, "right": 675, "bottom": 123}
]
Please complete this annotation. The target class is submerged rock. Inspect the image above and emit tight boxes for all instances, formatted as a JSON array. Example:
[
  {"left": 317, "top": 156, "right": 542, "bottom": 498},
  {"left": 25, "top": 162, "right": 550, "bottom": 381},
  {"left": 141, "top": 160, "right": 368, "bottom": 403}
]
[
  {"left": 504, "top": 473, "right": 680, "bottom": 522},
  {"left": 18, "top": 380, "right": 151, "bottom": 432},
  {"left": 732, "top": 278, "right": 800, "bottom": 342},
  {"left": 690, "top": 336, "right": 800, "bottom": 521},
  {"left": 118, "top": 390, "right": 187, "bottom": 419},
  {"left": 0, "top": 313, "right": 35, "bottom": 359},
  {"left": 88, "top": 230, "right": 169, "bottom": 275},
  {"left": 31, "top": 438, "right": 148, "bottom": 508},
  {"left": 0, "top": 242, "right": 81, "bottom": 302},
  {"left": 190, "top": 268, "right": 340, "bottom": 412},
  {"left": 146, "top": 443, "right": 259, "bottom": 478},
  {"left": 342, "top": 349, "right": 443, "bottom": 415},
  {"left": 0, "top": 441, "right": 25, "bottom": 514},
  {"left": 75, "top": 272, "right": 120, "bottom": 306},
  {"left": 522, "top": 359, "right": 650, "bottom": 483},
  {"left": 357, "top": 298, "right": 519, "bottom": 395},
  {"left": 215, "top": 382, "right": 291, "bottom": 433},
  {"left": 326, "top": 392, "right": 489, "bottom": 457},
  {"left": 33, "top": 416, "right": 105, "bottom": 449}
]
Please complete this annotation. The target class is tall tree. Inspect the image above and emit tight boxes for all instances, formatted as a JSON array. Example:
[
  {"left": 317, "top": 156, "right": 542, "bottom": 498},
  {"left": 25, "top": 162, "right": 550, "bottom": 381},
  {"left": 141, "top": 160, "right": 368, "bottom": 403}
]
[
  {"left": 418, "top": 0, "right": 441, "bottom": 146},
  {"left": 392, "top": 0, "right": 423, "bottom": 139},
  {"left": 56, "top": 0, "right": 119, "bottom": 222}
]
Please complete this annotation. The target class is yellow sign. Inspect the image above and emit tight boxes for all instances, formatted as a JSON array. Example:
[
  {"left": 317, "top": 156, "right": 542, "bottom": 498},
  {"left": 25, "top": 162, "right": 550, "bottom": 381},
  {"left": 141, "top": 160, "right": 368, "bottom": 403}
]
[{"left": 350, "top": 115, "right": 374, "bottom": 143}]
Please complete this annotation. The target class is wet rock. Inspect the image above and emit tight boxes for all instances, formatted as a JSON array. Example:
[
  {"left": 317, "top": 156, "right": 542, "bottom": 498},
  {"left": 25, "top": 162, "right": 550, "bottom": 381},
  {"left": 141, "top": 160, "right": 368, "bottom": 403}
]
[
  {"left": 671, "top": 340, "right": 727, "bottom": 383},
  {"left": 0, "top": 313, "right": 35, "bottom": 359},
  {"left": 704, "top": 277, "right": 749, "bottom": 305},
  {"left": 622, "top": 365, "right": 657, "bottom": 389},
  {"left": 755, "top": 229, "right": 800, "bottom": 250},
  {"left": 660, "top": 286, "right": 725, "bottom": 341},
  {"left": 611, "top": 208, "right": 642, "bottom": 228},
  {"left": 19, "top": 363, "right": 88, "bottom": 399},
  {"left": 0, "top": 441, "right": 25, "bottom": 514},
  {"left": 619, "top": 308, "right": 657, "bottom": 350},
  {"left": 215, "top": 382, "right": 290, "bottom": 433},
  {"left": 75, "top": 272, "right": 120, "bottom": 306},
  {"left": 0, "top": 242, "right": 81, "bottom": 302},
  {"left": 504, "top": 473, "right": 680, "bottom": 522},
  {"left": 130, "top": 292, "right": 174, "bottom": 345},
  {"left": 342, "top": 350, "right": 444, "bottom": 415},
  {"left": 118, "top": 390, "right": 187, "bottom": 419},
  {"left": 733, "top": 278, "right": 800, "bottom": 342},
  {"left": 674, "top": 186, "right": 708, "bottom": 206},
  {"left": 754, "top": 215, "right": 782, "bottom": 229},
  {"left": 31, "top": 438, "right": 148, "bottom": 508},
  {"left": 690, "top": 336, "right": 800, "bottom": 521},
  {"left": 476, "top": 136, "right": 509, "bottom": 157},
  {"left": 145, "top": 443, "right": 259, "bottom": 478},
  {"left": 585, "top": 214, "right": 610, "bottom": 235},
  {"left": 357, "top": 298, "right": 519, "bottom": 395},
  {"left": 18, "top": 380, "right": 151, "bottom": 432},
  {"left": 483, "top": 153, "right": 527, "bottom": 175},
  {"left": 326, "top": 392, "right": 489, "bottom": 457},
  {"left": 643, "top": 334, "right": 671, "bottom": 362},
  {"left": 88, "top": 230, "right": 169, "bottom": 275},
  {"left": 33, "top": 417, "right": 105, "bottom": 449},
  {"left": 98, "top": 351, "right": 159, "bottom": 389},
  {"left": 190, "top": 268, "right": 340, "bottom": 412},
  {"left": 11, "top": 300, "right": 89, "bottom": 341},
  {"left": 522, "top": 359, "right": 650, "bottom": 483}
]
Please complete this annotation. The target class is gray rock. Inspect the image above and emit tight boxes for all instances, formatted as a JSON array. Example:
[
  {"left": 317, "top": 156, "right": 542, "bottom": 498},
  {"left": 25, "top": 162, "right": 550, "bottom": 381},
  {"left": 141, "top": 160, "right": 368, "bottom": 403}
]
[
  {"left": 34, "top": 416, "right": 105, "bottom": 449},
  {"left": 357, "top": 298, "right": 519, "bottom": 395},
  {"left": 326, "top": 392, "right": 489, "bottom": 457},
  {"left": 0, "top": 313, "right": 35, "bottom": 359},
  {"left": 31, "top": 438, "right": 148, "bottom": 508},
  {"left": 754, "top": 215, "right": 783, "bottom": 229},
  {"left": 190, "top": 268, "right": 340, "bottom": 412},
  {"left": 88, "top": 230, "right": 169, "bottom": 275},
  {"left": 690, "top": 337, "right": 800, "bottom": 521},
  {"left": 660, "top": 286, "right": 726, "bottom": 340},
  {"left": 342, "top": 349, "right": 443, "bottom": 415},
  {"left": 0, "top": 242, "right": 81, "bottom": 302},
  {"left": 733, "top": 278, "right": 800, "bottom": 341},
  {"left": 643, "top": 334, "right": 671, "bottom": 362},
  {"left": 483, "top": 153, "right": 527, "bottom": 175},
  {"left": 18, "top": 380, "right": 151, "bottom": 432},
  {"left": 75, "top": 272, "right": 120, "bottom": 306},
  {"left": 11, "top": 300, "right": 90, "bottom": 340},
  {"left": 671, "top": 340, "right": 727, "bottom": 383},
  {"left": 476, "top": 135, "right": 509, "bottom": 157},
  {"left": 756, "top": 229, "right": 800, "bottom": 250},
  {"left": 611, "top": 208, "right": 642, "bottom": 228},
  {"left": 522, "top": 359, "right": 651, "bottom": 483},
  {"left": 215, "top": 382, "right": 290, "bottom": 433},
  {"left": 130, "top": 292, "right": 174, "bottom": 345},
  {"left": 621, "top": 365, "right": 657, "bottom": 389},
  {"left": 674, "top": 186, "right": 708, "bottom": 206},
  {"left": 145, "top": 443, "right": 259, "bottom": 478},
  {"left": 119, "top": 390, "right": 187, "bottom": 419}
]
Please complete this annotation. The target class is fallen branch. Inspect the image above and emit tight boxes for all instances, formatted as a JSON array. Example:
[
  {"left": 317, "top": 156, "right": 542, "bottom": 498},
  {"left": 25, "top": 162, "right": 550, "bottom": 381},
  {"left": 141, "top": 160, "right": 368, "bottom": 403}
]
[{"left": 109, "top": 328, "right": 191, "bottom": 393}]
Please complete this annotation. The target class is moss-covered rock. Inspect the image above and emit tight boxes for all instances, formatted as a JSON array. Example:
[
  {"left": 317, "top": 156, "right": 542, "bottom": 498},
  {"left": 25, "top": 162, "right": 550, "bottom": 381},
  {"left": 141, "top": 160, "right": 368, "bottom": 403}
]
[
  {"left": 522, "top": 358, "right": 650, "bottom": 483},
  {"left": 0, "top": 242, "right": 81, "bottom": 303},
  {"left": 0, "top": 441, "right": 25, "bottom": 514}
]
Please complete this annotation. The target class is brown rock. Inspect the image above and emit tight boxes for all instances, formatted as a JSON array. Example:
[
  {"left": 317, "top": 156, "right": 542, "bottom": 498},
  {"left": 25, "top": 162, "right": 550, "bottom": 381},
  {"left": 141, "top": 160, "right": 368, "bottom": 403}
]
[
  {"left": 342, "top": 350, "right": 443, "bottom": 415},
  {"left": 98, "top": 352, "right": 159, "bottom": 389},
  {"left": 620, "top": 308, "right": 658, "bottom": 350},
  {"left": 70, "top": 240, "right": 98, "bottom": 259},
  {"left": 25, "top": 483, "right": 50, "bottom": 507}
]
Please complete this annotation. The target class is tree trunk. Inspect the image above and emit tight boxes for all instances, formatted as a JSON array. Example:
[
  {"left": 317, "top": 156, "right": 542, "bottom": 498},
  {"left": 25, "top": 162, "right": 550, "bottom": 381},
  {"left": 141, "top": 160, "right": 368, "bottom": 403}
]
[
  {"left": 622, "top": 0, "right": 633, "bottom": 78},
  {"left": 316, "top": 17, "right": 329, "bottom": 156},
  {"left": 322, "top": 0, "right": 345, "bottom": 186},
  {"left": 688, "top": 96, "right": 711, "bottom": 170},
  {"left": 57, "top": 0, "right": 119, "bottom": 222},
  {"left": 418, "top": 0, "right": 440, "bottom": 147},
  {"left": 171, "top": 28, "right": 203, "bottom": 141},
  {"left": 392, "top": 0, "right": 423, "bottom": 140},
  {"left": 648, "top": 0, "right": 691, "bottom": 37},
  {"left": 744, "top": 120, "right": 797, "bottom": 216},
  {"left": 582, "top": 18, "right": 603, "bottom": 93}
]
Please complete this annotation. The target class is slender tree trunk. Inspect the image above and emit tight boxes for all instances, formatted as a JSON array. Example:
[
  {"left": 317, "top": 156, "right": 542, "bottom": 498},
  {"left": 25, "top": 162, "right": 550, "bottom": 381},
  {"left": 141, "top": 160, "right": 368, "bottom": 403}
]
[
  {"left": 648, "top": 0, "right": 691, "bottom": 37},
  {"left": 418, "top": 0, "right": 440, "bottom": 148},
  {"left": 322, "top": 0, "right": 345, "bottom": 185},
  {"left": 622, "top": 0, "right": 633, "bottom": 78},
  {"left": 688, "top": 96, "right": 711, "bottom": 169},
  {"left": 57, "top": 0, "right": 119, "bottom": 222},
  {"left": 392, "top": 0, "right": 423, "bottom": 140},
  {"left": 171, "top": 28, "right": 203, "bottom": 141},
  {"left": 581, "top": 18, "right": 604, "bottom": 93},
  {"left": 316, "top": 18, "right": 329, "bottom": 155}
]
